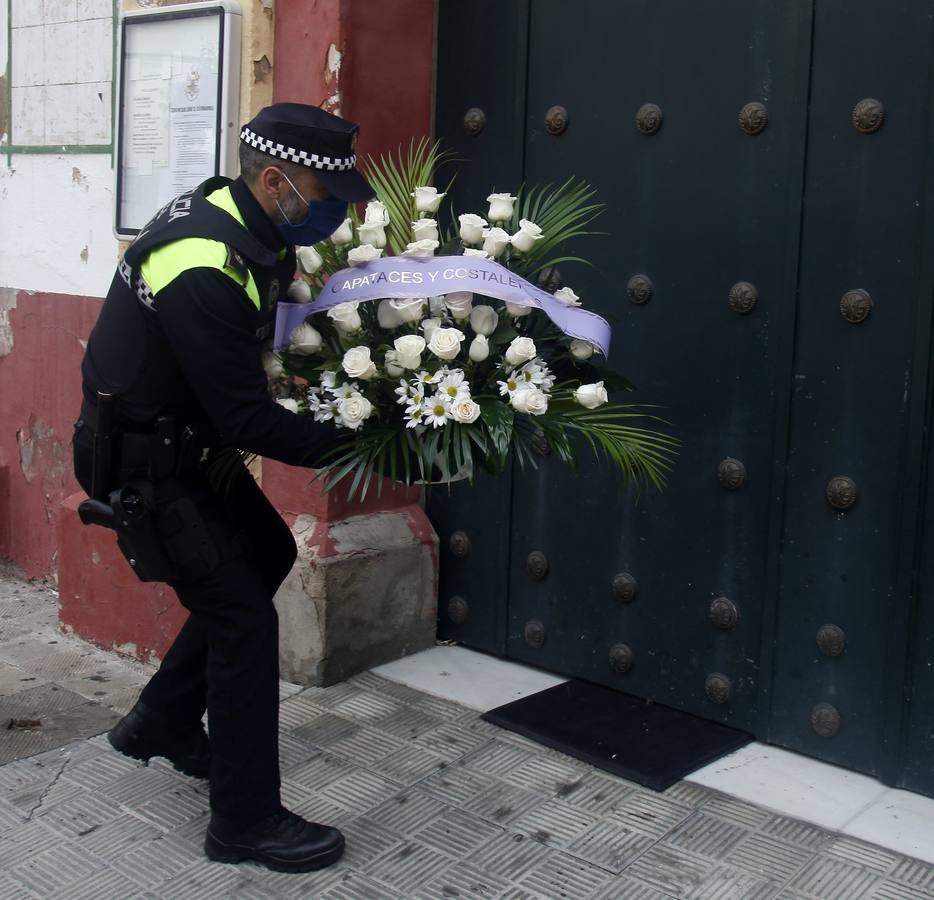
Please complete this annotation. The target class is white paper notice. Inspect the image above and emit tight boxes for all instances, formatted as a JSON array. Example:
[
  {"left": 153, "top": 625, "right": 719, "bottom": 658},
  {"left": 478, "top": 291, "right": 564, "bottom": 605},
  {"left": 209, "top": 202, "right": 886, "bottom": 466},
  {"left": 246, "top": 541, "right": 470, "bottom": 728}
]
[{"left": 168, "top": 64, "right": 218, "bottom": 196}]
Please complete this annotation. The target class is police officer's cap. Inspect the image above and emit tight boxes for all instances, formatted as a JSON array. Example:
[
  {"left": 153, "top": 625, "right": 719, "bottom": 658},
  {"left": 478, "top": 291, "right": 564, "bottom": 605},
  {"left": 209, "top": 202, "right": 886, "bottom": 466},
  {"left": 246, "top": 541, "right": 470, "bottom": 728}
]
[{"left": 240, "top": 103, "right": 374, "bottom": 202}]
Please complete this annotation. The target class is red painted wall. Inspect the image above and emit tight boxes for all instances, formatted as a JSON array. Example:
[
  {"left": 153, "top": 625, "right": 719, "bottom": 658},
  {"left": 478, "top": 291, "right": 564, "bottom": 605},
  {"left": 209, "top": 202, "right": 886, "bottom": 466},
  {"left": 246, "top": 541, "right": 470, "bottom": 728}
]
[
  {"left": 0, "top": 292, "right": 102, "bottom": 578},
  {"left": 273, "top": 0, "right": 435, "bottom": 158}
]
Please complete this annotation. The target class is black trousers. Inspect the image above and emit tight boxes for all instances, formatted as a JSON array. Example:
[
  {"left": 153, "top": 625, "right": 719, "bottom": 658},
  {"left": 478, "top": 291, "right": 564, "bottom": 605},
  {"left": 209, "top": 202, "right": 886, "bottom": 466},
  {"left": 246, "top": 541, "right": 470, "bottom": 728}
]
[{"left": 73, "top": 421, "right": 297, "bottom": 824}]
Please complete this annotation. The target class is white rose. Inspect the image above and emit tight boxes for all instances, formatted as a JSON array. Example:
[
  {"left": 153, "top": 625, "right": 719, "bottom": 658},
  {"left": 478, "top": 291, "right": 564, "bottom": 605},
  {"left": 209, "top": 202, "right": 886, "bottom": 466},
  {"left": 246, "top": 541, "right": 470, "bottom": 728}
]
[
  {"left": 330, "top": 217, "right": 354, "bottom": 246},
  {"left": 574, "top": 381, "right": 609, "bottom": 409},
  {"left": 389, "top": 297, "right": 426, "bottom": 323},
  {"left": 468, "top": 334, "right": 489, "bottom": 362},
  {"left": 327, "top": 301, "right": 362, "bottom": 334},
  {"left": 458, "top": 213, "right": 488, "bottom": 244},
  {"left": 450, "top": 398, "right": 481, "bottom": 424},
  {"left": 554, "top": 286, "right": 582, "bottom": 307},
  {"left": 357, "top": 222, "right": 387, "bottom": 248},
  {"left": 338, "top": 393, "right": 373, "bottom": 430},
  {"left": 469, "top": 305, "right": 498, "bottom": 336},
  {"left": 421, "top": 317, "right": 443, "bottom": 340},
  {"left": 511, "top": 219, "right": 544, "bottom": 253},
  {"left": 504, "top": 301, "right": 531, "bottom": 318},
  {"left": 296, "top": 245, "right": 324, "bottom": 275},
  {"left": 428, "top": 327, "right": 466, "bottom": 361},
  {"left": 570, "top": 339, "right": 594, "bottom": 360},
  {"left": 288, "top": 322, "right": 323, "bottom": 355},
  {"left": 505, "top": 336, "right": 537, "bottom": 367},
  {"left": 403, "top": 238, "right": 439, "bottom": 257},
  {"left": 276, "top": 397, "right": 299, "bottom": 413},
  {"left": 412, "top": 218, "right": 439, "bottom": 243},
  {"left": 342, "top": 346, "right": 377, "bottom": 380},
  {"left": 394, "top": 335, "right": 426, "bottom": 369},
  {"left": 347, "top": 244, "right": 382, "bottom": 266},
  {"left": 463, "top": 248, "right": 491, "bottom": 259},
  {"left": 487, "top": 192, "right": 517, "bottom": 222},
  {"left": 412, "top": 186, "right": 445, "bottom": 214},
  {"left": 286, "top": 279, "right": 312, "bottom": 302},
  {"left": 364, "top": 200, "right": 389, "bottom": 226},
  {"left": 429, "top": 295, "right": 447, "bottom": 316},
  {"left": 481, "top": 227, "right": 510, "bottom": 259},
  {"left": 262, "top": 351, "right": 284, "bottom": 380},
  {"left": 445, "top": 291, "right": 473, "bottom": 320},
  {"left": 378, "top": 299, "right": 403, "bottom": 329},
  {"left": 383, "top": 350, "right": 405, "bottom": 378},
  {"left": 511, "top": 387, "right": 548, "bottom": 416}
]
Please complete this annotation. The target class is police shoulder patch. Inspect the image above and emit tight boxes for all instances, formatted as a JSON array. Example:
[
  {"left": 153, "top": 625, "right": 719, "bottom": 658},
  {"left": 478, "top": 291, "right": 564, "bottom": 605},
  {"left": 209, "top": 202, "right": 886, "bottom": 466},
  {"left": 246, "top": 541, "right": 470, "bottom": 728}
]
[{"left": 224, "top": 245, "right": 249, "bottom": 282}]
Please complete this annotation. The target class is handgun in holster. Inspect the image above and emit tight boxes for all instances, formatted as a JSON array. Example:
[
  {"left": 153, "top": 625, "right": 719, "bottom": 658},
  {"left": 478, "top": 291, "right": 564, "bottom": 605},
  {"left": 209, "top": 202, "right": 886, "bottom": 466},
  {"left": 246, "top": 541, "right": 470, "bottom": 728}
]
[{"left": 76, "top": 393, "right": 219, "bottom": 583}]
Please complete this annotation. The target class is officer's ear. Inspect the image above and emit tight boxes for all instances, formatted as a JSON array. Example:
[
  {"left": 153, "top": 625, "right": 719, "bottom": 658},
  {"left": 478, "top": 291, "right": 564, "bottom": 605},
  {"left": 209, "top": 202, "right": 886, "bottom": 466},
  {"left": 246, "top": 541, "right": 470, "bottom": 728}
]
[{"left": 258, "top": 166, "right": 286, "bottom": 202}]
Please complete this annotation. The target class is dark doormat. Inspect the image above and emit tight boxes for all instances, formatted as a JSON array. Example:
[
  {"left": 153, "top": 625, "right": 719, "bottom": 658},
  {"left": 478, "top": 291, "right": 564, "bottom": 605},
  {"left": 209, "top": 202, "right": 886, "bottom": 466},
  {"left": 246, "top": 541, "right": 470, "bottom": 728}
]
[{"left": 481, "top": 679, "right": 754, "bottom": 791}]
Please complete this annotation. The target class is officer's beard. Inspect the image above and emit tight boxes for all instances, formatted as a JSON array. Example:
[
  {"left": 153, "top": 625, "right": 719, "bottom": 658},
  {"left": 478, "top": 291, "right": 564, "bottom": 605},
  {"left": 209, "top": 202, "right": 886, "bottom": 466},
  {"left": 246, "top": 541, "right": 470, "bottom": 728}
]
[{"left": 277, "top": 191, "right": 307, "bottom": 226}]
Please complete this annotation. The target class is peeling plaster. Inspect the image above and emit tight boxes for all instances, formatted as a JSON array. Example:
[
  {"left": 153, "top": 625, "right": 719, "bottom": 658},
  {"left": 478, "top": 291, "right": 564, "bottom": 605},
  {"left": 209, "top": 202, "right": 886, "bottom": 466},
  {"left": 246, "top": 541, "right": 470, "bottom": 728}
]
[
  {"left": 322, "top": 43, "right": 343, "bottom": 116},
  {"left": 253, "top": 54, "right": 272, "bottom": 83},
  {"left": 16, "top": 420, "right": 69, "bottom": 527},
  {"left": 71, "top": 167, "right": 89, "bottom": 191},
  {"left": 80, "top": 246, "right": 89, "bottom": 264},
  {"left": 0, "top": 288, "right": 17, "bottom": 357}
]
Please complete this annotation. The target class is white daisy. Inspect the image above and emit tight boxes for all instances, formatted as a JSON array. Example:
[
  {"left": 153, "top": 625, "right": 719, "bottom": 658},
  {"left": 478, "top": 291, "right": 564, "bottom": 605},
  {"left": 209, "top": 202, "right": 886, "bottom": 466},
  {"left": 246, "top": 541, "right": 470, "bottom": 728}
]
[
  {"left": 497, "top": 374, "right": 521, "bottom": 396},
  {"left": 423, "top": 394, "right": 452, "bottom": 428},
  {"left": 320, "top": 370, "right": 338, "bottom": 390},
  {"left": 334, "top": 381, "right": 360, "bottom": 400},
  {"left": 438, "top": 370, "right": 470, "bottom": 402}
]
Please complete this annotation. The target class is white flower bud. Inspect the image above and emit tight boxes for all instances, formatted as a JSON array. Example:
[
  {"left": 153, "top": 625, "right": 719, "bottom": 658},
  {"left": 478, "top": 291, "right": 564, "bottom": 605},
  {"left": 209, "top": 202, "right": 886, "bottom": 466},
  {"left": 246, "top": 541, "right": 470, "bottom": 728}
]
[
  {"left": 445, "top": 291, "right": 473, "bottom": 320},
  {"left": 468, "top": 334, "right": 489, "bottom": 362},
  {"left": 458, "top": 213, "right": 488, "bottom": 244},
  {"left": 574, "top": 381, "right": 609, "bottom": 409},
  {"left": 427, "top": 327, "right": 466, "bottom": 361},
  {"left": 286, "top": 279, "right": 312, "bottom": 302},
  {"left": 411, "top": 186, "right": 445, "bottom": 214},
  {"left": 486, "top": 192, "right": 517, "bottom": 223},
  {"left": 364, "top": 200, "right": 389, "bottom": 226},
  {"left": 469, "top": 305, "right": 498, "bottom": 336},
  {"left": 357, "top": 222, "right": 387, "bottom": 248},
  {"left": 554, "top": 286, "right": 582, "bottom": 307},
  {"left": 403, "top": 239, "right": 440, "bottom": 257},
  {"left": 510, "top": 218, "right": 544, "bottom": 253},
  {"left": 389, "top": 297, "right": 426, "bottom": 323},
  {"left": 296, "top": 245, "right": 324, "bottom": 275},
  {"left": 504, "top": 336, "right": 537, "bottom": 367},
  {"left": 342, "top": 346, "right": 378, "bottom": 381},
  {"left": 330, "top": 217, "right": 354, "bottom": 246},
  {"left": 481, "top": 227, "right": 510, "bottom": 259},
  {"left": 347, "top": 244, "right": 382, "bottom": 266},
  {"left": 288, "top": 322, "right": 323, "bottom": 355},
  {"left": 412, "top": 218, "right": 440, "bottom": 243},
  {"left": 276, "top": 398, "right": 299, "bottom": 413},
  {"left": 570, "top": 339, "right": 594, "bottom": 360},
  {"left": 378, "top": 299, "right": 404, "bottom": 329}
]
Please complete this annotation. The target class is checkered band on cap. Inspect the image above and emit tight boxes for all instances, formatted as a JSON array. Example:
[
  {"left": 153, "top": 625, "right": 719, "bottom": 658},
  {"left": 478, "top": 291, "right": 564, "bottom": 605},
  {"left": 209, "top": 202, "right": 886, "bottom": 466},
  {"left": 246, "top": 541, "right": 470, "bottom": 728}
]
[{"left": 240, "top": 127, "right": 356, "bottom": 171}]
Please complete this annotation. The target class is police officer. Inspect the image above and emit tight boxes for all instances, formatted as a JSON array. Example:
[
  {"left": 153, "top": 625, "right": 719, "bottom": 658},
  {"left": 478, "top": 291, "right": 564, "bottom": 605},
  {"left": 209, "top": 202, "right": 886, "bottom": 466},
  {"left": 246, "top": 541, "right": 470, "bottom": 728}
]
[{"left": 73, "top": 104, "right": 374, "bottom": 873}]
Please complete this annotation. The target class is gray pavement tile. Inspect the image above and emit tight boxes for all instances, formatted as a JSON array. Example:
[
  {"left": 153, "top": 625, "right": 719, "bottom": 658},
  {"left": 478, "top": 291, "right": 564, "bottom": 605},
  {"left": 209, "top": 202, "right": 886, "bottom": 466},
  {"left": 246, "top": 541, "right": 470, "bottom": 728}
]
[
  {"left": 290, "top": 792, "right": 357, "bottom": 827},
  {"left": 5, "top": 763, "right": 85, "bottom": 813},
  {"left": 278, "top": 731, "right": 318, "bottom": 773},
  {"left": 510, "top": 797, "right": 597, "bottom": 849},
  {"left": 684, "top": 864, "right": 778, "bottom": 900},
  {"left": 759, "top": 814, "right": 832, "bottom": 850},
  {"left": 0, "top": 639, "right": 106, "bottom": 682},
  {"left": 871, "top": 880, "right": 933, "bottom": 900},
  {"left": 785, "top": 856, "right": 882, "bottom": 900},
  {"left": 110, "top": 833, "right": 203, "bottom": 889},
  {"left": 406, "top": 692, "right": 470, "bottom": 721},
  {"left": 0, "top": 661, "right": 49, "bottom": 695},
  {"left": 724, "top": 831, "right": 814, "bottom": 884},
  {"left": 411, "top": 807, "right": 503, "bottom": 857},
  {"left": 150, "top": 858, "right": 263, "bottom": 899},
  {"left": 169, "top": 808, "right": 212, "bottom": 844},
  {"left": 588, "top": 875, "right": 676, "bottom": 899},
  {"left": 500, "top": 753, "right": 591, "bottom": 796},
  {"left": 133, "top": 782, "right": 210, "bottom": 830},
  {"left": 278, "top": 694, "right": 328, "bottom": 732},
  {"left": 8, "top": 840, "right": 106, "bottom": 897},
  {"left": 293, "top": 711, "right": 361, "bottom": 747},
  {"left": 823, "top": 835, "right": 899, "bottom": 875},
  {"left": 328, "top": 725, "right": 408, "bottom": 767},
  {"left": 100, "top": 765, "right": 181, "bottom": 806},
  {"left": 371, "top": 743, "right": 449, "bottom": 785},
  {"left": 370, "top": 705, "right": 445, "bottom": 741},
  {"left": 609, "top": 790, "right": 694, "bottom": 840},
  {"left": 0, "top": 797, "right": 27, "bottom": 833},
  {"left": 331, "top": 690, "right": 407, "bottom": 724},
  {"left": 417, "top": 764, "right": 499, "bottom": 807},
  {"left": 362, "top": 840, "right": 457, "bottom": 896},
  {"left": 338, "top": 817, "right": 407, "bottom": 869},
  {"left": 512, "top": 848, "right": 615, "bottom": 899},
  {"left": 469, "top": 831, "right": 552, "bottom": 881},
  {"left": 35, "top": 788, "right": 125, "bottom": 837},
  {"left": 625, "top": 845, "right": 720, "bottom": 896},
  {"left": 557, "top": 769, "right": 634, "bottom": 817},
  {"left": 317, "top": 767, "right": 404, "bottom": 812},
  {"left": 0, "top": 610, "right": 58, "bottom": 644},
  {"left": 412, "top": 859, "right": 512, "bottom": 898},
  {"left": 565, "top": 819, "right": 656, "bottom": 874},
  {"left": 74, "top": 812, "right": 164, "bottom": 856},
  {"left": 664, "top": 779, "right": 715, "bottom": 808},
  {"left": 703, "top": 793, "right": 775, "bottom": 831},
  {"left": 286, "top": 750, "right": 356, "bottom": 791},
  {"left": 888, "top": 856, "right": 934, "bottom": 894},
  {"left": 321, "top": 870, "right": 405, "bottom": 899},
  {"left": 459, "top": 737, "right": 537, "bottom": 776},
  {"left": 462, "top": 779, "right": 544, "bottom": 826},
  {"left": 46, "top": 866, "right": 149, "bottom": 900},
  {"left": 0, "top": 872, "right": 42, "bottom": 900},
  {"left": 412, "top": 719, "right": 501, "bottom": 762},
  {"left": 296, "top": 682, "right": 368, "bottom": 709},
  {"left": 0, "top": 819, "right": 61, "bottom": 868},
  {"left": 662, "top": 810, "right": 752, "bottom": 859},
  {"left": 367, "top": 790, "right": 449, "bottom": 834},
  {"left": 61, "top": 748, "right": 140, "bottom": 789}
]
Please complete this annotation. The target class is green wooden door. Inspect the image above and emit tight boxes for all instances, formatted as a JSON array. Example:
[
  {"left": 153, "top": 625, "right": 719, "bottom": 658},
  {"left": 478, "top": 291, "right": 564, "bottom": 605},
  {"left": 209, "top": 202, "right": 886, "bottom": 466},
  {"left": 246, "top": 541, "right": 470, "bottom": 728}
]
[{"left": 431, "top": 0, "right": 934, "bottom": 795}]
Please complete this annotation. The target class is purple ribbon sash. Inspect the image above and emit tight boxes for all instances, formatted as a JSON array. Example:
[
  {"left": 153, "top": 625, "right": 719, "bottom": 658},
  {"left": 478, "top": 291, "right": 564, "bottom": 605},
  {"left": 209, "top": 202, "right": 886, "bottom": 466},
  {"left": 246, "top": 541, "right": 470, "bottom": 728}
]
[{"left": 273, "top": 256, "right": 612, "bottom": 356}]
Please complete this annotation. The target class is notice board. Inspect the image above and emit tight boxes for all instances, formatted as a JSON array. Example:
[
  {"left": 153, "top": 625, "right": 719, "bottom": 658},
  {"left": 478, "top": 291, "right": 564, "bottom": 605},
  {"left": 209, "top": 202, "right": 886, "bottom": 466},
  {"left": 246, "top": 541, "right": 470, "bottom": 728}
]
[{"left": 115, "top": 1, "right": 242, "bottom": 238}]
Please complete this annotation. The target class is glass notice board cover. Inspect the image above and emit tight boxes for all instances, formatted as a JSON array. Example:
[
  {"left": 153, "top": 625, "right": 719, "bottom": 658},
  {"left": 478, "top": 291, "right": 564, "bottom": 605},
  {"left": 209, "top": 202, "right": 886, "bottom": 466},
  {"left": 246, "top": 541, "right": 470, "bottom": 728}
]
[{"left": 115, "top": 1, "right": 241, "bottom": 238}]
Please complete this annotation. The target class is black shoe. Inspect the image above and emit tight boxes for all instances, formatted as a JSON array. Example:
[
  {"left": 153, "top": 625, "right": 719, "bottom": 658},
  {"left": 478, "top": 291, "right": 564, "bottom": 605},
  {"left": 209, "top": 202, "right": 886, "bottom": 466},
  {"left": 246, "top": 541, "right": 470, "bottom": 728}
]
[
  {"left": 107, "top": 700, "right": 210, "bottom": 779},
  {"left": 204, "top": 808, "right": 345, "bottom": 873}
]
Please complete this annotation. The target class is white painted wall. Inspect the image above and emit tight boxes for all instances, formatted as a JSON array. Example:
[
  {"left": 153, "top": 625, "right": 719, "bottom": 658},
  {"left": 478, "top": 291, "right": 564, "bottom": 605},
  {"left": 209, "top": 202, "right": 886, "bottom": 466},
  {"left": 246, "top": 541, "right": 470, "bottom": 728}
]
[
  {"left": 0, "top": 153, "right": 120, "bottom": 298},
  {"left": 1, "top": 0, "right": 119, "bottom": 298}
]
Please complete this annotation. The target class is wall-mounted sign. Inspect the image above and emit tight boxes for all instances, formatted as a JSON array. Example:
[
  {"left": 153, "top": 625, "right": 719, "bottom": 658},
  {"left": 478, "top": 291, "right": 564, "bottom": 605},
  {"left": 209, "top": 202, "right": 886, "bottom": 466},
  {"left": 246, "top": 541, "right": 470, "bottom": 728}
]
[{"left": 115, "top": 1, "right": 242, "bottom": 239}]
